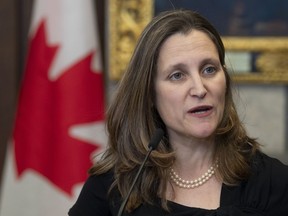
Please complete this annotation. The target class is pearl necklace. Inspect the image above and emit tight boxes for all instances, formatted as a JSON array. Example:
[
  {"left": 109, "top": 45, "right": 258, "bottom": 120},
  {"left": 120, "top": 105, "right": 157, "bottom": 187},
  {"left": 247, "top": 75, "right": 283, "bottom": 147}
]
[{"left": 169, "top": 162, "right": 218, "bottom": 189}]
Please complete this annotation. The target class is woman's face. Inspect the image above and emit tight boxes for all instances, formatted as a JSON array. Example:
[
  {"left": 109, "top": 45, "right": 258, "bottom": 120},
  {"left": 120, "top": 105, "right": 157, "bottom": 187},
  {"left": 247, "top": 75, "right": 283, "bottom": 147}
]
[{"left": 155, "top": 30, "right": 226, "bottom": 143}]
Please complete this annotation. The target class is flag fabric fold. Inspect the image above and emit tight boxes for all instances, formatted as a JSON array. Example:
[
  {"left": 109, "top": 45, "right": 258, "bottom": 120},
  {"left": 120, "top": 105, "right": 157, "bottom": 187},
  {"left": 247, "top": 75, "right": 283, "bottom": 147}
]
[{"left": 0, "top": 0, "right": 106, "bottom": 215}]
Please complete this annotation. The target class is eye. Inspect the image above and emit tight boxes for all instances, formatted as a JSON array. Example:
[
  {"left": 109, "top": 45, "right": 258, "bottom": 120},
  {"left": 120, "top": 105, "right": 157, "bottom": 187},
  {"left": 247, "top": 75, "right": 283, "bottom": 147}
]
[
  {"left": 169, "top": 72, "right": 184, "bottom": 80},
  {"left": 203, "top": 66, "right": 217, "bottom": 75}
]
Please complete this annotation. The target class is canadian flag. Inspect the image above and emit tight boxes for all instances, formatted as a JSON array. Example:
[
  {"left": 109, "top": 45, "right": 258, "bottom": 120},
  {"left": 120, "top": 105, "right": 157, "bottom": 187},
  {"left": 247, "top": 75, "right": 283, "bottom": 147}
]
[{"left": 0, "top": 0, "right": 106, "bottom": 215}]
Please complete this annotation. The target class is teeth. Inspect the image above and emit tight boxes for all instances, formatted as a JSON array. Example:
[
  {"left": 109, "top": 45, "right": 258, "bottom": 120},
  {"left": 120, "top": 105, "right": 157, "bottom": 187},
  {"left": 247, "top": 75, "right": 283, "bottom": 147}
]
[
  {"left": 190, "top": 107, "right": 211, "bottom": 114},
  {"left": 194, "top": 110, "right": 207, "bottom": 114}
]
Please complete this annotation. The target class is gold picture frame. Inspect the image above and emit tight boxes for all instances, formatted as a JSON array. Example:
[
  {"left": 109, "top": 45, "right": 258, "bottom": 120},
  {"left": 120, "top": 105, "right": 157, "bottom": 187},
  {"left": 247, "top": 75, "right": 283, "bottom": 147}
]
[{"left": 108, "top": 0, "right": 288, "bottom": 83}]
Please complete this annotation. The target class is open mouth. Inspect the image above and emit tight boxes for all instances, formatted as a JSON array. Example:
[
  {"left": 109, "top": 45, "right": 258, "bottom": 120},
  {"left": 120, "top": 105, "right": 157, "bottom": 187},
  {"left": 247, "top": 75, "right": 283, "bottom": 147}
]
[{"left": 189, "top": 106, "right": 213, "bottom": 114}]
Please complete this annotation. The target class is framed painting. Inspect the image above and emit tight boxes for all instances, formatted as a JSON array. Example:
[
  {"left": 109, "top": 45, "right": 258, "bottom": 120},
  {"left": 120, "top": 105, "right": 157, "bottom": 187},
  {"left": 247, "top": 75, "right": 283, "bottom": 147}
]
[{"left": 108, "top": 0, "right": 288, "bottom": 83}]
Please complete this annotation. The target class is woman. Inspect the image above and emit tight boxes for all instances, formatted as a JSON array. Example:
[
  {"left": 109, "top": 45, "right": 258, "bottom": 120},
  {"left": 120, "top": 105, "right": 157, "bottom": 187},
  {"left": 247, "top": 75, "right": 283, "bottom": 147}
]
[{"left": 69, "top": 10, "right": 288, "bottom": 215}]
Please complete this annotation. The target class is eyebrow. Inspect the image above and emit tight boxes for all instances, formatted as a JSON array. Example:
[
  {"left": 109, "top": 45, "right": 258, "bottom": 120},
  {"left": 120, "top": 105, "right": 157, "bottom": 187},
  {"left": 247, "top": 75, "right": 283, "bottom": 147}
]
[
  {"left": 162, "top": 57, "right": 221, "bottom": 74},
  {"left": 161, "top": 63, "right": 188, "bottom": 75},
  {"left": 200, "top": 58, "right": 221, "bottom": 68}
]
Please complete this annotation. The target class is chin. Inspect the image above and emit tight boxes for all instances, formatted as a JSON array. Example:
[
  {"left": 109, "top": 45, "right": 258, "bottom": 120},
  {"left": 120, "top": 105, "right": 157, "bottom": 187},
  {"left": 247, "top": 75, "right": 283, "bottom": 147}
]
[{"left": 191, "top": 128, "right": 216, "bottom": 139}]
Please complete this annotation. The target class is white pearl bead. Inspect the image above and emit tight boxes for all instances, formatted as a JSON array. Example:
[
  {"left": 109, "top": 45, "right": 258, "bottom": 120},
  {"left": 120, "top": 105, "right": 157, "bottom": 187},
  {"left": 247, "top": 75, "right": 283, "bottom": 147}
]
[{"left": 169, "top": 161, "right": 218, "bottom": 189}]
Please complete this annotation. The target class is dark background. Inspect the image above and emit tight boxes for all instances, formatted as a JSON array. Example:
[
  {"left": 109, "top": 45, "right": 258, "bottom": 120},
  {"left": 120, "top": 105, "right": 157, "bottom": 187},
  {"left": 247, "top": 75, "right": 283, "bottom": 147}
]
[{"left": 155, "top": 0, "right": 288, "bottom": 36}]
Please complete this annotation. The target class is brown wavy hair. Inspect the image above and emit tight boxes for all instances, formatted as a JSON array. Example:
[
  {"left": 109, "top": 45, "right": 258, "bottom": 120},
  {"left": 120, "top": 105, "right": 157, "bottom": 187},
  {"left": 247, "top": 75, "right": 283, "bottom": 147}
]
[{"left": 89, "top": 9, "right": 260, "bottom": 212}]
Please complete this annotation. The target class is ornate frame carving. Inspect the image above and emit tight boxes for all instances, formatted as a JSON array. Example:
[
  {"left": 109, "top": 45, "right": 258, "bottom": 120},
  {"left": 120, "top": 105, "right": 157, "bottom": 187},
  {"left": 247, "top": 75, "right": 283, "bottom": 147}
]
[
  {"left": 222, "top": 37, "right": 288, "bottom": 83},
  {"left": 108, "top": 0, "right": 153, "bottom": 80},
  {"left": 108, "top": 0, "right": 288, "bottom": 83}
]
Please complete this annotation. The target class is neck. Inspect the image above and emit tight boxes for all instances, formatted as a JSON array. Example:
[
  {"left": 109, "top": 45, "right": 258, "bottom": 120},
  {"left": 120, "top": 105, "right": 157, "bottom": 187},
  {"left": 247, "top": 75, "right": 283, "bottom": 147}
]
[{"left": 170, "top": 139, "right": 216, "bottom": 179}]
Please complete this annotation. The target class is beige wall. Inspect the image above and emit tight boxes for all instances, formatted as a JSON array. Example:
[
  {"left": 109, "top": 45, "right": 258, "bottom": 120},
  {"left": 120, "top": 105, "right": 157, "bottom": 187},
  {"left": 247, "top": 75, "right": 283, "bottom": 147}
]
[{"left": 235, "top": 84, "right": 288, "bottom": 163}]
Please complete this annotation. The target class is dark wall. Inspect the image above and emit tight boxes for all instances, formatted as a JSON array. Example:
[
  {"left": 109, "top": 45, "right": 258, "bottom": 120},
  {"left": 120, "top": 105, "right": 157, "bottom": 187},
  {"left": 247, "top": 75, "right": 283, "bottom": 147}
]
[
  {"left": 0, "top": 0, "right": 105, "bottom": 189},
  {"left": 0, "top": 0, "right": 21, "bottom": 189}
]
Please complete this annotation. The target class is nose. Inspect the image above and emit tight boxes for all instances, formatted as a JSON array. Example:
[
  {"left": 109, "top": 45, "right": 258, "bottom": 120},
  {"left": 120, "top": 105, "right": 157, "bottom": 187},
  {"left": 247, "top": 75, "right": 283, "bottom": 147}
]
[{"left": 189, "top": 75, "right": 207, "bottom": 99}]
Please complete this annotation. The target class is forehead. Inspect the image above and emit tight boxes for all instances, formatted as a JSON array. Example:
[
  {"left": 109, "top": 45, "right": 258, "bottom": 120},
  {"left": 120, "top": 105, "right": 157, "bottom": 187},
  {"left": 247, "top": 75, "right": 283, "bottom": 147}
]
[{"left": 158, "top": 30, "right": 218, "bottom": 61}]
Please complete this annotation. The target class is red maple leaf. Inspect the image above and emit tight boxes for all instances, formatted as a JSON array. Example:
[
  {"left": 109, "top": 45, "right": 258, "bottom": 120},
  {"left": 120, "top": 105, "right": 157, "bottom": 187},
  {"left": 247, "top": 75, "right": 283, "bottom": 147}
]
[{"left": 13, "top": 20, "right": 105, "bottom": 196}]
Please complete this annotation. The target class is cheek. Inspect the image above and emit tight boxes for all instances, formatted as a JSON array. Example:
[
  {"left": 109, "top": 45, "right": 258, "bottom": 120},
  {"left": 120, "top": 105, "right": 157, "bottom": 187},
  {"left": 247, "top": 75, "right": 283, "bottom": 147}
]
[
  {"left": 217, "top": 84, "right": 227, "bottom": 118},
  {"left": 155, "top": 87, "right": 180, "bottom": 118},
  {"left": 213, "top": 75, "right": 227, "bottom": 116}
]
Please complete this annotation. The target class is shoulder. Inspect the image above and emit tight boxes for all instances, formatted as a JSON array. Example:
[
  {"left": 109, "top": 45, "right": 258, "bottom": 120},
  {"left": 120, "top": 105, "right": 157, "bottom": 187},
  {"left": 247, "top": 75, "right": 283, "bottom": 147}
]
[
  {"left": 245, "top": 151, "right": 288, "bottom": 214},
  {"left": 76, "top": 170, "right": 115, "bottom": 201},
  {"left": 84, "top": 170, "right": 115, "bottom": 192},
  {"left": 254, "top": 152, "right": 288, "bottom": 195},
  {"left": 221, "top": 151, "right": 288, "bottom": 215},
  {"left": 68, "top": 170, "right": 115, "bottom": 216},
  {"left": 252, "top": 151, "right": 288, "bottom": 182}
]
